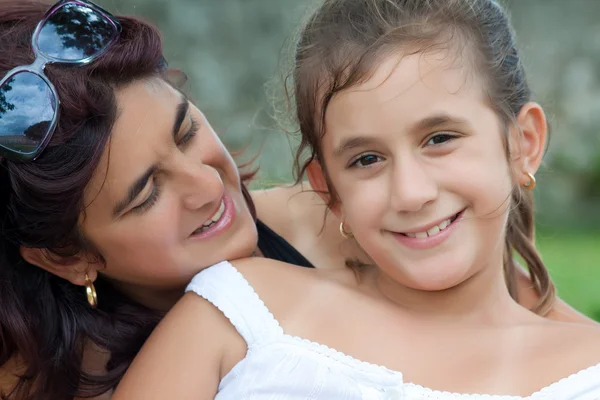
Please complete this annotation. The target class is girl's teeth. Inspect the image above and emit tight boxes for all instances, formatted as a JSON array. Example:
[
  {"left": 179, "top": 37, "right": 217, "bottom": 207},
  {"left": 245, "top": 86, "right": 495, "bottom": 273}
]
[
  {"left": 427, "top": 226, "right": 440, "bottom": 236},
  {"left": 403, "top": 217, "right": 453, "bottom": 238}
]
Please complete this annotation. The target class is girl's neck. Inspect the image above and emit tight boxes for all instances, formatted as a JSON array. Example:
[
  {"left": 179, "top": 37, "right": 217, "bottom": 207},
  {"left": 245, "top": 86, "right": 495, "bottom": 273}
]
[{"left": 368, "top": 254, "right": 527, "bottom": 326}]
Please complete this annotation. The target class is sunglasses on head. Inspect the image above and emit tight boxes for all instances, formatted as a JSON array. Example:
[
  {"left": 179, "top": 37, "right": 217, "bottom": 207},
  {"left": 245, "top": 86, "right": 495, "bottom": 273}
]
[{"left": 0, "top": 0, "right": 121, "bottom": 162}]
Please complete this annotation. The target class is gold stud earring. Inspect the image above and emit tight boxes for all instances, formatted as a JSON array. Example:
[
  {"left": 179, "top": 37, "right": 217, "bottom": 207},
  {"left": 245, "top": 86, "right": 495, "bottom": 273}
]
[
  {"left": 339, "top": 220, "right": 353, "bottom": 239},
  {"left": 84, "top": 273, "right": 98, "bottom": 309},
  {"left": 523, "top": 172, "right": 536, "bottom": 191}
]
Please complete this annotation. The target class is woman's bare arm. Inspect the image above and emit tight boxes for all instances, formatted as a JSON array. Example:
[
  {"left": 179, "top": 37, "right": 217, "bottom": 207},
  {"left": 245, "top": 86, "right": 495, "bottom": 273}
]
[{"left": 515, "top": 265, "right": 598, "bottom": 325}]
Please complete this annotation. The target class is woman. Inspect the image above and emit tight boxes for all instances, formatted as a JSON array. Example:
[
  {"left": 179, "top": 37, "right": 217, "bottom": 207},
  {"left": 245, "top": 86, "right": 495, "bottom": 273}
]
[{"left": 0, "top": 1, "right": 594, "bottom": 399}]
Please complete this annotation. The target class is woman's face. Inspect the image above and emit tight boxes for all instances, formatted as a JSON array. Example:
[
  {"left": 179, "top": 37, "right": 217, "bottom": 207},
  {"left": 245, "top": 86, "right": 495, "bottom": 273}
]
[{"left": 81, "top": 77, "right": 257, "bottom": 305}]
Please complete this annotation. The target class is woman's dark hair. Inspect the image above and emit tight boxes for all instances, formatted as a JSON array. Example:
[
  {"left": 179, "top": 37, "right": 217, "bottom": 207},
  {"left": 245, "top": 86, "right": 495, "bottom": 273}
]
[
  {"left": 289, "top": 0, "right": 555, "bottom": 314},
  {"left": 0, "top": 1, "right": 256, "bottom": 398}
]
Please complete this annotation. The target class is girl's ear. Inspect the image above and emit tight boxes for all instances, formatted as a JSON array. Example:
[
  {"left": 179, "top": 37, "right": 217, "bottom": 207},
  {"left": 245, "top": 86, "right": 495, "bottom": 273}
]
[{"left": 509, "top": 102, "right": 548, "bottom": 185}]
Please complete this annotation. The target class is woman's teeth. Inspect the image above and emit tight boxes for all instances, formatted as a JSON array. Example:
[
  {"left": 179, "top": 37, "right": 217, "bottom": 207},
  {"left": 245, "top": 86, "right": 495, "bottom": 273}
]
[
  {"left": 195, "top": 200, "right": 225, "bottom": 234},
  {"left": 403, "top": 217, "right": 452, "bottom": 239}
]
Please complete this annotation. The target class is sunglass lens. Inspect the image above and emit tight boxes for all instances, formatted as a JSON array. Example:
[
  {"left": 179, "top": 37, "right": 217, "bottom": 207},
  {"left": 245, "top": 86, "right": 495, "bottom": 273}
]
[
  {"left": 0, "top": 72, "right": 56, "bottom": 158},
  {"left": 37, "top": 2, "right": 118, "bottom": 61}
]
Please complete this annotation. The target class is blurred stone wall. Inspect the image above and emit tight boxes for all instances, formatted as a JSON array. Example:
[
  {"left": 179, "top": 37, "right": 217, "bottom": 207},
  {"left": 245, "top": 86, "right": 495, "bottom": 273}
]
[{"left": 98, "top": 0, "right": 600, "bottom": 230}]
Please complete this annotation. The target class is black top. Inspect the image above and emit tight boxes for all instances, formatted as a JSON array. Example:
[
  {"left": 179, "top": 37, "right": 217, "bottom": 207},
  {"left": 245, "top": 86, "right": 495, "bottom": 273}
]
[{"left": 256, "top": 219, "right": 315, "bottom": 268}]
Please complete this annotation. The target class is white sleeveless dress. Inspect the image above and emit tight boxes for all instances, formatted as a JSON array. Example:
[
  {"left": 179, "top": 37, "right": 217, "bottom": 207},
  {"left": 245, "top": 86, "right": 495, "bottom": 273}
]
[{"left": 185, "top": 261, "right": 600, "bottom": 399}]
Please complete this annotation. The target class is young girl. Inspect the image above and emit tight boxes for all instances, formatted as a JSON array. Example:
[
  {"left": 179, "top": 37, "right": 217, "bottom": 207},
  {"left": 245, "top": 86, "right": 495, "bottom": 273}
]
[
  {"left": 2, "top": 1, "right": 594, "bottom": 399},
  {"left": 114, "top": 0, "right": 600, "bottom": 398}
]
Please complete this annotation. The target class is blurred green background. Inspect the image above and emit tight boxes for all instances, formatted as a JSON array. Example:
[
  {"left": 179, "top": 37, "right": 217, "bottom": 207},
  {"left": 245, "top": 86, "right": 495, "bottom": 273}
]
[{"left": 97, "top": 0, "right": 599, "bottom": 320}]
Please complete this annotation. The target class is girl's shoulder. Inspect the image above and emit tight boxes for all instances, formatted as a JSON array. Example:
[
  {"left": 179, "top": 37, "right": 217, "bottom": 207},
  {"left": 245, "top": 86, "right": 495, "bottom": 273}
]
[
  {"left": 227, "top": 257, "right": 354, "bottom": 325},
  {"left": 552, "top": 321, "right": 600, "bottom": 354},
  {"left": 230, "top": 256, "right": 339, "bottom": 292},
  {"left": 230, "top": 257, "right": 353, "bottom": 289},
  {"left": 525, "top": 319, "right": 600, "bottom": 385},
  {"left": 541, "top": 319, "right": 600, "bottom": 347}
]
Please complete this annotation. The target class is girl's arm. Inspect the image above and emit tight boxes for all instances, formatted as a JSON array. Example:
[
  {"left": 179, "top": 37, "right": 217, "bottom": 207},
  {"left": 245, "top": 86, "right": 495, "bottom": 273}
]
[{"left": 113, "top": 293, "right": 235, "bottom": 400}]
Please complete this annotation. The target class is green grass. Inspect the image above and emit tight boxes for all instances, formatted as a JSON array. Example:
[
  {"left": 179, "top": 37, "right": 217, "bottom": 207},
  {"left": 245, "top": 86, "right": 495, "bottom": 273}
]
[{"left": 536, "top": 231, "right": 600, "bottom": 321}]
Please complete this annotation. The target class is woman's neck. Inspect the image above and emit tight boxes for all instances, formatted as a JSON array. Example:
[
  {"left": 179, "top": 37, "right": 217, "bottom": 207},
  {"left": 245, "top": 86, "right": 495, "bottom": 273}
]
[
  {"left": 116, "top": 248, "right": 266, "bottom": 312},
  {"left": 114, "top": 282, "right": 185, "bottom": 312}
]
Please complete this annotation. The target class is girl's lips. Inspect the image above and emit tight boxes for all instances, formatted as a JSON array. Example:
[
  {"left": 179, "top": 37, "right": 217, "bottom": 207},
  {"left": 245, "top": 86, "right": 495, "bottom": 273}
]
[
  {"left": 391, "top": 209, "right": 465, "bottom": 250},
  {"left": 189, "top": 194, "right": 236, "bottom": 240}
]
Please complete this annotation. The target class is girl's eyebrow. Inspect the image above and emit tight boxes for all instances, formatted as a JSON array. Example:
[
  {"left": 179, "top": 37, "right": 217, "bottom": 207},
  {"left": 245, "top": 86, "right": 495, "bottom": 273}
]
[
  {"left": 409, "top": 113, "right": 470, "bottom": 133},
  {"left": 333, "top": 136, "right": 379, "bottom": 158},
  {"left": 332, "top": 113, "right": 469, "bottom": 158}
]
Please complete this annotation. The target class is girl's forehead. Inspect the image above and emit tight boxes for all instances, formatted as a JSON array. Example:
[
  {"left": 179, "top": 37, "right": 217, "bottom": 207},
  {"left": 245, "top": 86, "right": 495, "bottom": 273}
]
[
  {"left": 351, "top": 51, "right": 480, "bottom": 97},
  {"left": 326, "top": 51, "right": 486, "bottom": 124}
]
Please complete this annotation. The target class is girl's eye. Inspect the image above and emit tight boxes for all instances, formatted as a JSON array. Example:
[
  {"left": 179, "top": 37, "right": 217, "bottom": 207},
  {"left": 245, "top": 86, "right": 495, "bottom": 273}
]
[
  {"left": 349, "top": 154, "right": 383, "bottom": 168},
  {"left": 426, "top": 133, "right": 455, "bottom": 146}
]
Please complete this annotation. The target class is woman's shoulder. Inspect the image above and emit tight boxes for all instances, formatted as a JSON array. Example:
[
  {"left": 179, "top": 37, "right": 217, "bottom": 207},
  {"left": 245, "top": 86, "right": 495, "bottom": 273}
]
[
  {"left": 251, "top": 183, "right": 328, "bottom": 236},
  {"left": 251, "top": 183, "right": 358, "bottom": 269},
  {"left": 251, "top": 182, "right": 313, "bottom": 212}
]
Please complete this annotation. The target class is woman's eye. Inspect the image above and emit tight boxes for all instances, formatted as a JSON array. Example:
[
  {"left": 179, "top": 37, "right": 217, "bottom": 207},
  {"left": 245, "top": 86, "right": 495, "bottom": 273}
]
[
  {"left": 177, "top": 117, "right": 199, "bottom": 147},
  {"left": 426, "top": 133, "right": 455, "bottom": 146},
  {"left": 131, "top": 183, "right": 161, "bottom": 215},
  {"left": 350, "top": 154, "right": 382, "bottom": 168}
]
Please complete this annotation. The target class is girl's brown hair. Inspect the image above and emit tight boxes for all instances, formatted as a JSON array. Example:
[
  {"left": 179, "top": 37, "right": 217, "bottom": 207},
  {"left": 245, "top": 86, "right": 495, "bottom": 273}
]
[{"left": 289, "top": 0, "right": 554, "bottom": 314}]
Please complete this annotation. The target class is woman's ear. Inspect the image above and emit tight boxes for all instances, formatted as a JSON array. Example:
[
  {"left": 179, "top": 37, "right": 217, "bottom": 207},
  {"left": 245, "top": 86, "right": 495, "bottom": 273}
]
[
  {"left": 306, "top": 160, "right": 342, "bottom": 216},
  {"left": 20, "top": 246, "right": 99, "bottom": 286},
  {"left": 509, "top": 102, "right": 548, "bottom": 185}
]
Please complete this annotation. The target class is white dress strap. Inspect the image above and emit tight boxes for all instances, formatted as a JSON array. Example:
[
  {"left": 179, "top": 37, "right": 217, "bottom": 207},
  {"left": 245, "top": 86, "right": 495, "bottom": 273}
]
[{"left": 185, "top": 261, "right": 283, "bottom": 347}]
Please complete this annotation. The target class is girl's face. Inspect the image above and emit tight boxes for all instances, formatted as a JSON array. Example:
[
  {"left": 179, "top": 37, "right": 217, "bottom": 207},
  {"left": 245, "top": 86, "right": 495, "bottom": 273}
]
[
  {"left": 317, "top": 52, "right": 521, "bottom": 291},
  {"left": 80, "top": 78, "right": 257, "bottom": 306}
]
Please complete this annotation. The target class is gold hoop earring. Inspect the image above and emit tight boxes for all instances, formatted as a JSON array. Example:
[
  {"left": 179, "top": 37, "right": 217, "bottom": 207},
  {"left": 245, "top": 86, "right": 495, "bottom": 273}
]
[
  {"left": 339, "top": 220, "right": 353, "bottom": 239},
  {"left": 523, "top": 172, "right": 536, "bottom": 191},
  {"left": 84, "top": 274, "right": 98, "bottom": 309}
]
